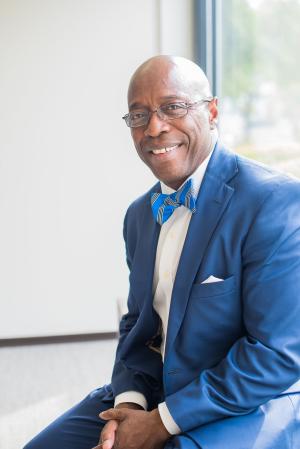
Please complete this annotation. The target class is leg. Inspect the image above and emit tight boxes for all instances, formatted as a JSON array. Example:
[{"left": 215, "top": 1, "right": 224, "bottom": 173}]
[
  {"left": 165, "top": 434, "right": 203, "bottom": 449},
  {"left": 186, "top": 394, "right": 299, "bottom": 449},
  {"left": 23, "top": 384, "right": 114, "bottom": 449}
]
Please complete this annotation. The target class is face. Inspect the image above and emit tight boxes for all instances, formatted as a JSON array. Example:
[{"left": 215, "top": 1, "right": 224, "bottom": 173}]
[{"left": 127, "top": 61, "right": 218, "bottom": 190}]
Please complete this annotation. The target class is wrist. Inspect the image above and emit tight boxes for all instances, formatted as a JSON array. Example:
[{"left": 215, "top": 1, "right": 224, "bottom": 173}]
[
  {"left": 115, "top": 402, "right": 144, "bottom": 411},
  {"left": 150, "top": 408, "right": 171, "bottom": 440}
]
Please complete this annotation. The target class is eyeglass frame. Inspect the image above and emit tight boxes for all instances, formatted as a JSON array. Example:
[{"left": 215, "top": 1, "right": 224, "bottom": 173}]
[{"left": 122, "top": 97, "right": 213, "bottom": 128}]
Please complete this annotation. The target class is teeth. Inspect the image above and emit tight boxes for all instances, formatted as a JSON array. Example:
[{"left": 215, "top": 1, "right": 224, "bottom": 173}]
[
  {"left": 152, "top": 148, "right": 166, "bottom": 154},
  {"left": 152, "top": 145, "right": 177, "bottom": 155}
]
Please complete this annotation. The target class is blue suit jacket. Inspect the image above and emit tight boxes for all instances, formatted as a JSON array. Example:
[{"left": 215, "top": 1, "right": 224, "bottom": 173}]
[{"left": 111, "top": 143, "right": 300, "bottom": 448}]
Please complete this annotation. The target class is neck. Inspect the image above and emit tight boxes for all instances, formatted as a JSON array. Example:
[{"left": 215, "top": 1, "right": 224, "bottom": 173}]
[{"left": 165, "top": 178, "right": 188, "bottom": 191}]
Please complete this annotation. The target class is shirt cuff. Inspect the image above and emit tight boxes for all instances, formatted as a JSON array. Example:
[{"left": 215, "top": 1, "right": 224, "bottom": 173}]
[
  {"left": 158, "top": 402, "right": 181, "bottom": 435},
  {"left": 114, "top": 391, "right": 148, "bottom": 410}
]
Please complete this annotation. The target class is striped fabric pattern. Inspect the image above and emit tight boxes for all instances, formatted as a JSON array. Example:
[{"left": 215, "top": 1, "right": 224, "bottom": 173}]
[{"left": 151, "top": 179, "right": 196, "bottom": 225}]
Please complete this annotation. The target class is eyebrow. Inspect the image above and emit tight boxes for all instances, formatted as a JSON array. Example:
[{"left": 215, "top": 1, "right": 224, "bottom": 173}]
[{"left": 129, "top": 95, "right": 188, "bottom": 110}]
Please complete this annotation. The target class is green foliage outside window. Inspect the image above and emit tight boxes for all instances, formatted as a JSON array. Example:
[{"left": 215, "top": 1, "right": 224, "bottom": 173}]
[{"left": 220, "top": 0, "right": 300, "bottom": 178}]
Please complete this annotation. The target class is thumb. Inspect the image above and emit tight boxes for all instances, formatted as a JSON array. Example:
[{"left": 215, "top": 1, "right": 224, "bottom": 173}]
[
  {"left": 100, "top": 408, "right": 125, "bottom": 421},
  {"left": 102, "top": 439, "right": 114, "bottom": 449}
]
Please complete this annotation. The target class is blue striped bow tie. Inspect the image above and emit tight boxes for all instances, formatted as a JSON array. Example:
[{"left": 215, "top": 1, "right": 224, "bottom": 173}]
[{"left": 151, "top": 179, "right": 196, "bottom": 225}]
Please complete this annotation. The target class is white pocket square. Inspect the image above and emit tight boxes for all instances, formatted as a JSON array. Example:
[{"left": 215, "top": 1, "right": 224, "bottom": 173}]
[{"left": 202, "top": 275, "right": 224, "bottom": 284}]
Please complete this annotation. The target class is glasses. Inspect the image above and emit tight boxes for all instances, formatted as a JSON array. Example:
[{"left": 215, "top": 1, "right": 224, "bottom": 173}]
[{"left": 122, "top": 98, "right": 212, "bottom": 128}]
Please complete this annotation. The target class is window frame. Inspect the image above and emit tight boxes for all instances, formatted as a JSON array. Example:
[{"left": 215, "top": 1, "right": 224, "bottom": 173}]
[{"left": 194, "top": 0, "right": 222, "bottom": 98}]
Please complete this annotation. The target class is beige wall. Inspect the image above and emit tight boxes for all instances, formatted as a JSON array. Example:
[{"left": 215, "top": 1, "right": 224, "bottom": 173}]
[{"left": 0, "top": 0, "right": 194, "bottom": 338}]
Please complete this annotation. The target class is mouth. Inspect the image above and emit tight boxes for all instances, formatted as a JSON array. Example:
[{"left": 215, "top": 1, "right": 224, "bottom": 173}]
[{"left": 149, "top": 144, "right": 180, "bottom": 155}]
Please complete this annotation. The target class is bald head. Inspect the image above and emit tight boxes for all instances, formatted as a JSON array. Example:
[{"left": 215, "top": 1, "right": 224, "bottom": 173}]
[
  {"left": 126, "top": 55, "right": 218, "bottom": 190},
  {"left": 128, "top": 55, "right": 212, "bottom": 104}
]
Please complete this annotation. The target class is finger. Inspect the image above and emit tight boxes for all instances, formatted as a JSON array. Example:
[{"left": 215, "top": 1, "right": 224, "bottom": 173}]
[
  {"left": 102, "top": 439, "right": 114, "bottom": 449},
  {"left": 100, "top": 408, "right": 125, "bottom": 421},
  {"left": 91, "top": 444, "right": 113, "bottom": 449},
  {"left": 100, "top": 419, "right": 118, "bottom": 442}
]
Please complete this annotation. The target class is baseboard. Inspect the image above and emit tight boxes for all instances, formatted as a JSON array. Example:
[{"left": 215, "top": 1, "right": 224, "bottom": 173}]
[{"left": 0, "top": 331, "right": 118, "bottom": 347}]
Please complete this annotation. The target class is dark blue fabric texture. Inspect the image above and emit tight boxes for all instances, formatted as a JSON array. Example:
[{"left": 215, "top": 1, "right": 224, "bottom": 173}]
[{"left": 23, "top": 385, "right": 113, "bottom": 449}]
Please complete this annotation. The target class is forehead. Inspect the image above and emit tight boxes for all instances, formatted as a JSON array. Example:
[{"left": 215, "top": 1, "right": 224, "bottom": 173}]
[{"left": 128, "top": 63, "right": 193, "bottom": 108}]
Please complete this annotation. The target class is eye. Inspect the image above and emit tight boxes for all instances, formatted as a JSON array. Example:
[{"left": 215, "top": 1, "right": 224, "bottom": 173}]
[
  {"left": 162, "top": 102, "right": 186, "bottom": 111},
  {"left": 129, "top": 110, "right": 148, "bottom": 120}
]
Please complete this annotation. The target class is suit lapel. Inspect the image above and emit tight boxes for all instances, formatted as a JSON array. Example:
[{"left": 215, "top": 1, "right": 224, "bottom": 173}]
[
  {"left": 131, "top": 184, "right": 160, "bottom": 305},
  {"left": 127, "top": 184, "right": 162, "bottom": 341},
  {"left": 165, "top": 144, "right": 238, "bottom": 355}
]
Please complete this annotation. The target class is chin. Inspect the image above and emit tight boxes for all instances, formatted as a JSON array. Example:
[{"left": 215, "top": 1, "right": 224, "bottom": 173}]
[{"left": 152, "top": 166, "right": 188, "bottom": 188}]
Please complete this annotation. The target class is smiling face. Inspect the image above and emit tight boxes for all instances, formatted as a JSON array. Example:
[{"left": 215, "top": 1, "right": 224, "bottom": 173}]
[{"left": 127, "top": 56, "right": 218, "bottom": 190}]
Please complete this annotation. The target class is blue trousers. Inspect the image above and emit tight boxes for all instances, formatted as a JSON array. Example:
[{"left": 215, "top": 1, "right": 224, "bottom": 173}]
[
  {"left": 23, "top": 385, "right": 200, "bottom": 449},
  {"left": 23, "top": 384, "right": 300, "bottom": 449}
]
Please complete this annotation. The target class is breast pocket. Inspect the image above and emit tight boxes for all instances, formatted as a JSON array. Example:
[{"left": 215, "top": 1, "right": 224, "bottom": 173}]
[
  {"left": 179, "top": 275, "right": 241, "bottom": 369},
  {"left": 190, "top": 275, "right": 236, "bottom": 299}
]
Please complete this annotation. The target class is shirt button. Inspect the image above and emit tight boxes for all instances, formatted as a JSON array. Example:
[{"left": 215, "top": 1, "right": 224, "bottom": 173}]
[{"left": 164, "top": 271, "right": 170, "bottom": 279}]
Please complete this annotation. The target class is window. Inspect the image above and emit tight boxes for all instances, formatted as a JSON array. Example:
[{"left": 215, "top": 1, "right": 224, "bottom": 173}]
[{"left": 219, "top": 0, "right": 300, "bottom": 178}]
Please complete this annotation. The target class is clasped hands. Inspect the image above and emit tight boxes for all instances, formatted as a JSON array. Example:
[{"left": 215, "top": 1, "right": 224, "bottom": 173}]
[{"left": 92, "top": 402, "right": 171, "bottom": 449}]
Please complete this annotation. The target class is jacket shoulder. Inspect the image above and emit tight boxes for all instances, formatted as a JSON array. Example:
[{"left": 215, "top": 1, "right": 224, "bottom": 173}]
[{"left": 233, "top": 152, "right": 300, "bottom": 202}]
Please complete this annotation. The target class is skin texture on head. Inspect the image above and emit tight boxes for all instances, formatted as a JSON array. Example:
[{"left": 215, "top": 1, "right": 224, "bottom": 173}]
[{"left": 127, "top": 55, "right": 218, "bottom": 190}]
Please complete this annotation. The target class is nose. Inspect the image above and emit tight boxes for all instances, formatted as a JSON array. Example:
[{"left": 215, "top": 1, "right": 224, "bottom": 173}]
[{"left": 144, "top": 111, "right": 170, "bottom": 137}]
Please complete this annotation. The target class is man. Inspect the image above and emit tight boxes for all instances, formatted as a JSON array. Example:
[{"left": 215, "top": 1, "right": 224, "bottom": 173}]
[{"left": 24, "top": 56, "right": 300, "bottom": 449}]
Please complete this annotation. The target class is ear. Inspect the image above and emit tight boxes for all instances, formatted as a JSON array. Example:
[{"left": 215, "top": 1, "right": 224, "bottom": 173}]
[{"left": 208, "top": 97, "right": 218, "bottom": 127}]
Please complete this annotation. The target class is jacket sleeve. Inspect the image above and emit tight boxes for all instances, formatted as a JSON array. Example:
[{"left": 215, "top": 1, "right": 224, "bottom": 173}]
[
  {"left": 165, "top": 180, "right": 300, "bottom": 431},
  {"left": 110, "top": 207, "right": 163, "bottom": 408}
]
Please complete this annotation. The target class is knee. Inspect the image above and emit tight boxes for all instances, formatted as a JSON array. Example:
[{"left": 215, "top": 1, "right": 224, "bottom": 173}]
[
  {"left": 23, "top": 436, "right": 43, "bottom": 449},
  {"left": 23, "top": 442, "right": 35, "bottom": 449}
]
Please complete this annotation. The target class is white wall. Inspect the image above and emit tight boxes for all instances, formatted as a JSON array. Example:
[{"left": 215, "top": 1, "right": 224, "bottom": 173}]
[{"left": 0, "top": 0, "right": 194, "bottom": 338}]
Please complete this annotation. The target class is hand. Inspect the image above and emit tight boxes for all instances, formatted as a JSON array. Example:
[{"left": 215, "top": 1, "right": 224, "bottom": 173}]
[
  {"left": 92, "top": 418, "right": 118, "bottom": 449},
  {"left": 99, "top": 407, "right": 171, "bottom": 449},
  {"left": 92, "top": 403, "right": 143, "bottom": 449}
]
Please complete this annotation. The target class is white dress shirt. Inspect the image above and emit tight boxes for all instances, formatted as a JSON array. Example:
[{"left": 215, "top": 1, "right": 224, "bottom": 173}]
[{"left": 115, "top": 138, "right": 216, "bottom": 434}]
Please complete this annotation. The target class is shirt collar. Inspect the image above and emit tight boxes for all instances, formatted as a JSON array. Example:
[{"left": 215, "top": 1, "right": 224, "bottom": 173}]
[{"left": 160, "top": 134, "right": 218, "bottom": 196}]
